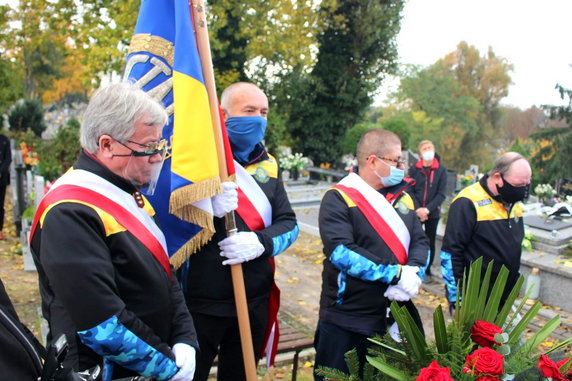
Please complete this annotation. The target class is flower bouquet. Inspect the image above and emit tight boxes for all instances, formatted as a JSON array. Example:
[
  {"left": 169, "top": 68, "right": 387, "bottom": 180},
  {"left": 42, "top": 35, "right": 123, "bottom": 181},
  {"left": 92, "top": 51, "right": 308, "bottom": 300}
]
[
  {"left": 534, "top": 184, "right": 557, "bottom": 203},
  {"left": 20, "top": 141, "right": 40, "bottom": 169},
  {"left": 279, "top": 152, "right": 309, "bottom": 180},
  {"left": 317, "top": 258, "right": 572, "bottom": 380},
  {"left": 459, "top": 174, "right": 476, "bottom": 187}
]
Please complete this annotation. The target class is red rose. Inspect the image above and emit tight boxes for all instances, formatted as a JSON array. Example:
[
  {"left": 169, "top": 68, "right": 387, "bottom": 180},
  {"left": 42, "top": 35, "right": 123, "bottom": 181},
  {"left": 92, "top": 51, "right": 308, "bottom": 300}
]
[
  {"left": 470, "top": 320, "right": 503, "bottom": 347},
  {"left": 415, "top": 360, "right": 453, "bottom": 381},
  {"left": 556, "top": 358, "right": 572, "bottom": 379},
  {"left": 475, "top": 377, "right": 499, "bottom": 381},
  {"left": 463, "top": 347, "right": 504, "bottom": 376},
  {"left": 539, "top": 355, "right": 567, "bottom": 381}
]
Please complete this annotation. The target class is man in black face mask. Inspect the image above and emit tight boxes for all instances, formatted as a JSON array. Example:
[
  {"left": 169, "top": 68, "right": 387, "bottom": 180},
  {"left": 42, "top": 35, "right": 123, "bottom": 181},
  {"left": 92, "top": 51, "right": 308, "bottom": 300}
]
[{"left": 440, "top": 152, "right": 532, "bottom": 310}]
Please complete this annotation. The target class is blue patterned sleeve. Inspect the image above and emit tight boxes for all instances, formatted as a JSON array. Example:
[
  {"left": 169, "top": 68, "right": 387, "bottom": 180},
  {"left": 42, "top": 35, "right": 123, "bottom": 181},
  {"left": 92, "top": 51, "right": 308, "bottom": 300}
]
[
  {"left": 330, "top": 244, "right": 400, "bottom": 283},
  {"left": 77, "top": 315, "right": 178, "bottom": 381},
  {"left": 417, "top": 249, "right": 431, "bottom": 282},
  {"left": 440, "top": 250, "right": 457, "bottom": 302},
  {"left": 271, "top": 224, "right": 299, "bottom": 256}
]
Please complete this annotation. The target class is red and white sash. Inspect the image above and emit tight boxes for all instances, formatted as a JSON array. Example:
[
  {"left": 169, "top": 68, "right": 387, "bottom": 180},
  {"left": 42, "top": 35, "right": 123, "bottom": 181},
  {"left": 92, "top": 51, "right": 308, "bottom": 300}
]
[
  {"left": 30, "top": 169, "right": 172, "bottom": 279},
  {"left": 334, "top": 172, "right": 410, "bottom": 264},
  {"left": 234, "top": 161, "right": 272, "bottom": 230}
]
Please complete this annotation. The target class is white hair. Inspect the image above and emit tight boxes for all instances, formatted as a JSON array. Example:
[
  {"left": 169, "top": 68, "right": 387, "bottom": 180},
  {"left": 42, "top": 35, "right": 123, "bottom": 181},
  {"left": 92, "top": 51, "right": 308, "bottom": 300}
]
[{"left": 80, "top": 82, "right": 168, "bottom": 153}]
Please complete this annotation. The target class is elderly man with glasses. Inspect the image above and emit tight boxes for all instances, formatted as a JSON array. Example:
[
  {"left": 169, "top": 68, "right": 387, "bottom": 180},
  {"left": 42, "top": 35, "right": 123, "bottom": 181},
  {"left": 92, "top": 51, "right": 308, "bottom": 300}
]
[
  {"left": 314, "top": 128, "right": 429, "bottom": 379},
  {"left": 30, "top": 83, "right": 198, "bottom": 381}
]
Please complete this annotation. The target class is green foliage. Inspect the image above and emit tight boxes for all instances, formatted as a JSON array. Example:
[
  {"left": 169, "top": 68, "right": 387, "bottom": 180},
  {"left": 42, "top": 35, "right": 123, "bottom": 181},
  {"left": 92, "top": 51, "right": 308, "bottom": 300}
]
[
  {"left": 35, "top": 118, "right": 81, "bottom": 181},
  {"left": 209, "top": 0, "right": 330, "bottom": 90},
  {"left": 0, "top": 55, "right": 25, "bottom": 115},
  {"left": 265, "top": 110, "right": 288, "bottom": 155},
  {"left": 8, "top": 98, "right": 47, "bottom": 137},
  {"left": 343, "top": 124, "right": 381, "bottom": 155},
  {"left": 287, "top": 0, "right": 404, "bottom": 165},
  {"left": 528, "top": 83, "right": 572, "bottom": 184},
  {"left": 396, "top": 43, "right": 513, "bottom": 171},
  {"left": 397, "top": 61, "right": 482, "bottom": 171},
  {"left": 316, "top": 348, "right": 376, "bottom": 381},
  {"left": 381, "top": 119, "right": 411, "bottom": 150}
]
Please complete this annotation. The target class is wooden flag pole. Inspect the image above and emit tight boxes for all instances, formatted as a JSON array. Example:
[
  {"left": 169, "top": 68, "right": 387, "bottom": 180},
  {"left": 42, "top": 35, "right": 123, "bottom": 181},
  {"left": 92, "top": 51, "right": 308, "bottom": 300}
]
[{"left": 190, "top": 1, "right": 258, "bottom": 380}]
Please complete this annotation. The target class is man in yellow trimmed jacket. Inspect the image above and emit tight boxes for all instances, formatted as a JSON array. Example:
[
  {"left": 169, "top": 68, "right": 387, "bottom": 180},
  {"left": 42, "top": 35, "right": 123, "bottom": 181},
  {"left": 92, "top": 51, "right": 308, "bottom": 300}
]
[{"left": 441, "top": 152, "right": 532, "bottom": 309}]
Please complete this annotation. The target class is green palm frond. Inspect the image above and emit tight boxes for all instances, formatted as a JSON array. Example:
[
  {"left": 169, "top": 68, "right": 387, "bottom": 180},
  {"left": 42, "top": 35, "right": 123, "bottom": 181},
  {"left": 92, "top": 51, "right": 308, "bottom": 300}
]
[{"left": 361, "top": 258, "right": 567, "bottom": 380}]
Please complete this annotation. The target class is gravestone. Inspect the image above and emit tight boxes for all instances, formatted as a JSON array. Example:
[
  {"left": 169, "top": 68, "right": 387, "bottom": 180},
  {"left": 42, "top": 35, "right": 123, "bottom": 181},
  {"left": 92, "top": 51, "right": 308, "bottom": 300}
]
[
  {"left": 556, "top": 178, "right": 572, "bottom": 197},
  {"left": 446, "top": 169, "right": 457, "bottom": 196},
  {"left": 524, "top": 215, "right": 572, "bottom": 254}
]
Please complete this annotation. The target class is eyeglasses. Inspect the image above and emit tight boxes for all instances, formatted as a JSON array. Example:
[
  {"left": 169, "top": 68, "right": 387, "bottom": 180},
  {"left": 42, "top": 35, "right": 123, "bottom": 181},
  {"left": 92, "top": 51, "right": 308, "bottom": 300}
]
[
  {"left": 113, "top": 138, "right": 168, "bottom": 157},
  {"left": 377, "top": 156, "right": 405, "bottom": 167}
]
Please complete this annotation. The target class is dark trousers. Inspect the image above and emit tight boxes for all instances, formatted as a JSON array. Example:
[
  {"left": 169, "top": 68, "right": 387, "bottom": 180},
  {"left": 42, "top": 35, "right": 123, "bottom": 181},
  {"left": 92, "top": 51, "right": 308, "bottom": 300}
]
[
  {"left": 313, "top": 321, "right": 373, "bottom": 381},
  {"left": 0, "top": 183, "right": 6, "bottom": 231},
  {"left": 191, "top": 304, "right": 268, "bottom": 381},
  {"left": 422, "top": 218, "right": 440, "bottom": 275}
]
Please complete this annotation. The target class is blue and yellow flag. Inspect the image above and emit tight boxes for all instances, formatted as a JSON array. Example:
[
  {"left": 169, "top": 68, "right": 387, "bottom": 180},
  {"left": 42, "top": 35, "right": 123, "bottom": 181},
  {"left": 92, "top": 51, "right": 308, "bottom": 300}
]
[{"left": 124, "top": 0, "right": 221, "bottom": 268}]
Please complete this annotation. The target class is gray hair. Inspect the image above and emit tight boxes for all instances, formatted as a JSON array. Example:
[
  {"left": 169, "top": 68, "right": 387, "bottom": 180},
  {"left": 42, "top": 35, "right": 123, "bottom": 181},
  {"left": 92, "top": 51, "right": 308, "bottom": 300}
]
[
  {"left": 80, "top": 82, "right": 168, "bottom": 153},
  {"left": 488, "top": 152, "right": 527, "bottom": 176},
  {"left": 357, "top": 129, "right": 401, "bottom": 166}
]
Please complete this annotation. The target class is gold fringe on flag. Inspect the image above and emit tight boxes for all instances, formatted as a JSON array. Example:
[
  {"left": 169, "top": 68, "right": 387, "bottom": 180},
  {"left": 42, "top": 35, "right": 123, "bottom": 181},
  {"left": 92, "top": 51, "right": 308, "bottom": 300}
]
[
  {"left": 168, "top": 176, "right": 221, "bottom": 265},
  {"left": 169, "top": 228, "right": 213, "bottom": 269},
  {"left": 170, "top": 176, "right": 221, "bottom": 218}
]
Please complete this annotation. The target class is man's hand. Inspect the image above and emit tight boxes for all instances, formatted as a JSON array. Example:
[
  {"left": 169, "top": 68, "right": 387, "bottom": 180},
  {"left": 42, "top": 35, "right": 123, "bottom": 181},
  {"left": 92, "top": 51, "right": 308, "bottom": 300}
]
[
  {"left": 384, "top": 285, "right": 411, "bottom": 301},
  {"left": 397, "top": 265, "right": 422, "bottom": 296},
  {"left": 219, "top": 231, "right": 265, "bottom": 265},
  {"left": 415, "top": 207, "right": 429, "bottom": 222},
  {"left": 212, "top": 182, "right": 238, "bottom": 218},
  {"left": 170, "top": 343, "right": 196, "bottom": 381}
]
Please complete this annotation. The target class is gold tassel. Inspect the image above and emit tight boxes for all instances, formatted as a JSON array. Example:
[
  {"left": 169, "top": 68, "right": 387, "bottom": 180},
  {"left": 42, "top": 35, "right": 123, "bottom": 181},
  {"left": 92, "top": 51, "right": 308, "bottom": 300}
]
[
  {"left": 170, "top": 177, "right": 221, "bottom": 213},
  {"left": 169, "top": 228, "right": 214, "bottom": 269}
]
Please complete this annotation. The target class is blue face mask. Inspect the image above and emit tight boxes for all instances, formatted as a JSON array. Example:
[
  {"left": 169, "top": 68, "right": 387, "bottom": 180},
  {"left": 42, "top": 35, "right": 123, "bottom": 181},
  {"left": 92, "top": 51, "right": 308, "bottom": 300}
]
[
  {"left": 375, "top": 158, "right": 405, "bottom": 187},
  {"left": 225, "top": 116, "right": 267, "bottom": 163}
]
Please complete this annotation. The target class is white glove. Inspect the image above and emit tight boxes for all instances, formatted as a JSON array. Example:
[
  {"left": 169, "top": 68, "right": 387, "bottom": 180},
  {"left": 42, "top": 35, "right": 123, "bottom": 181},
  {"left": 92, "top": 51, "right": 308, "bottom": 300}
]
[
  {"left": 212, "top": 182, "right": 238, "bottom": 218},
  {"left": 388, "top": 322, "right": 402, "bottom": 343},
  {"left": 384, "top": 285, "right": 411, "bottom": 301},
  {"left": 219, "top": 231, "right": 265, "bottom": 265},
  {"left": 397, "top": 265, "right": 422, "bottom": 297},
  {"left": 170, "top": 343, "right": 196, "bottom": 381}
]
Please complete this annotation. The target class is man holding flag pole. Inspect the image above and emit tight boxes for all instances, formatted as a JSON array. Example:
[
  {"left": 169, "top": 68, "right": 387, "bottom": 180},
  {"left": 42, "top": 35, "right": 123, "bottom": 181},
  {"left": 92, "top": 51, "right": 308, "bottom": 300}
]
[
  {"left": 124, "top": 0, "right": 299, "bottom": 379},
  {"left": 182, "top": 82, "right": 299, "bottom": 381}
]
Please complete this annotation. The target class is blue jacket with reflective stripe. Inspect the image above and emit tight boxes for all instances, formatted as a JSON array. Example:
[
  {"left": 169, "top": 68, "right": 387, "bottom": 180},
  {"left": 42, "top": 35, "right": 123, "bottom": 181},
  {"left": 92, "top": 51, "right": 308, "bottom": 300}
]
[{"left": 318, "top": 185, "right": 428, "bottom": 336}]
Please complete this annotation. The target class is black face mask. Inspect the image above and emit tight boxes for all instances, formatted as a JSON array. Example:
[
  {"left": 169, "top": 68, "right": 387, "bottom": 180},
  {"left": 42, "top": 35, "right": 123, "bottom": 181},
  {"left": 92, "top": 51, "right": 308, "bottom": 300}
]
[{"left": 496, "top": 174, "right": 528, "bottom": 204}]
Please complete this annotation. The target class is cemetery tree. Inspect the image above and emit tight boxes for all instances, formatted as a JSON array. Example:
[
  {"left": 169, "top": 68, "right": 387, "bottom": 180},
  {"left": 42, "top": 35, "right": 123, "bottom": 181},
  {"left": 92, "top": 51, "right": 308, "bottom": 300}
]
[
  {"left": 381, "top": 118, "right": 411, "bottom": 150},
  {"left": 0, "top": 5, "right": 25, "bottom": 114},
  {"left": 0, "top": 57, "right": 24, "bottom": 115},
  {"left": 6, "top": 0, "right": 68, "bottom": 99},
  {"left": 8, "top": 98, "right": 47, "bottom": 137},
  {"left": 442, "top": 42, "right": 513, "bottom": 163},
  {"left": 531, "top": 84, "right": 572, "bottom": 184},
  {"left": 397, "top": 61, "right": 482, "bottom": 170},
  {"left": 287, "top": 0, "right": 404, "bottom": 165}
]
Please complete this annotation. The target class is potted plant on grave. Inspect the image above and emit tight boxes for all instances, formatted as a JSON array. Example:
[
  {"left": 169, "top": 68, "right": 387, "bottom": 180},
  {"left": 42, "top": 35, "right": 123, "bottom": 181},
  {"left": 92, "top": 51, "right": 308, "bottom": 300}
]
[
  {"left": 534, "top": 184, "right": 557, "bottom": 206},
  {"left": 316, "top": 258, "right": 572, "bottom": 380},
  {"left": 279, "top": 152, "right": 309, "bottom": 181}
]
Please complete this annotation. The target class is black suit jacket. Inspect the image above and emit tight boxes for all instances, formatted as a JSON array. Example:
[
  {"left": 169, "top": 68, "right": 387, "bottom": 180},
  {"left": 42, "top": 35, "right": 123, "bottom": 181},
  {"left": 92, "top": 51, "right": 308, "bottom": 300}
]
[{"left": 0, "top": 134, "right": 12, "bottom": 186}]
